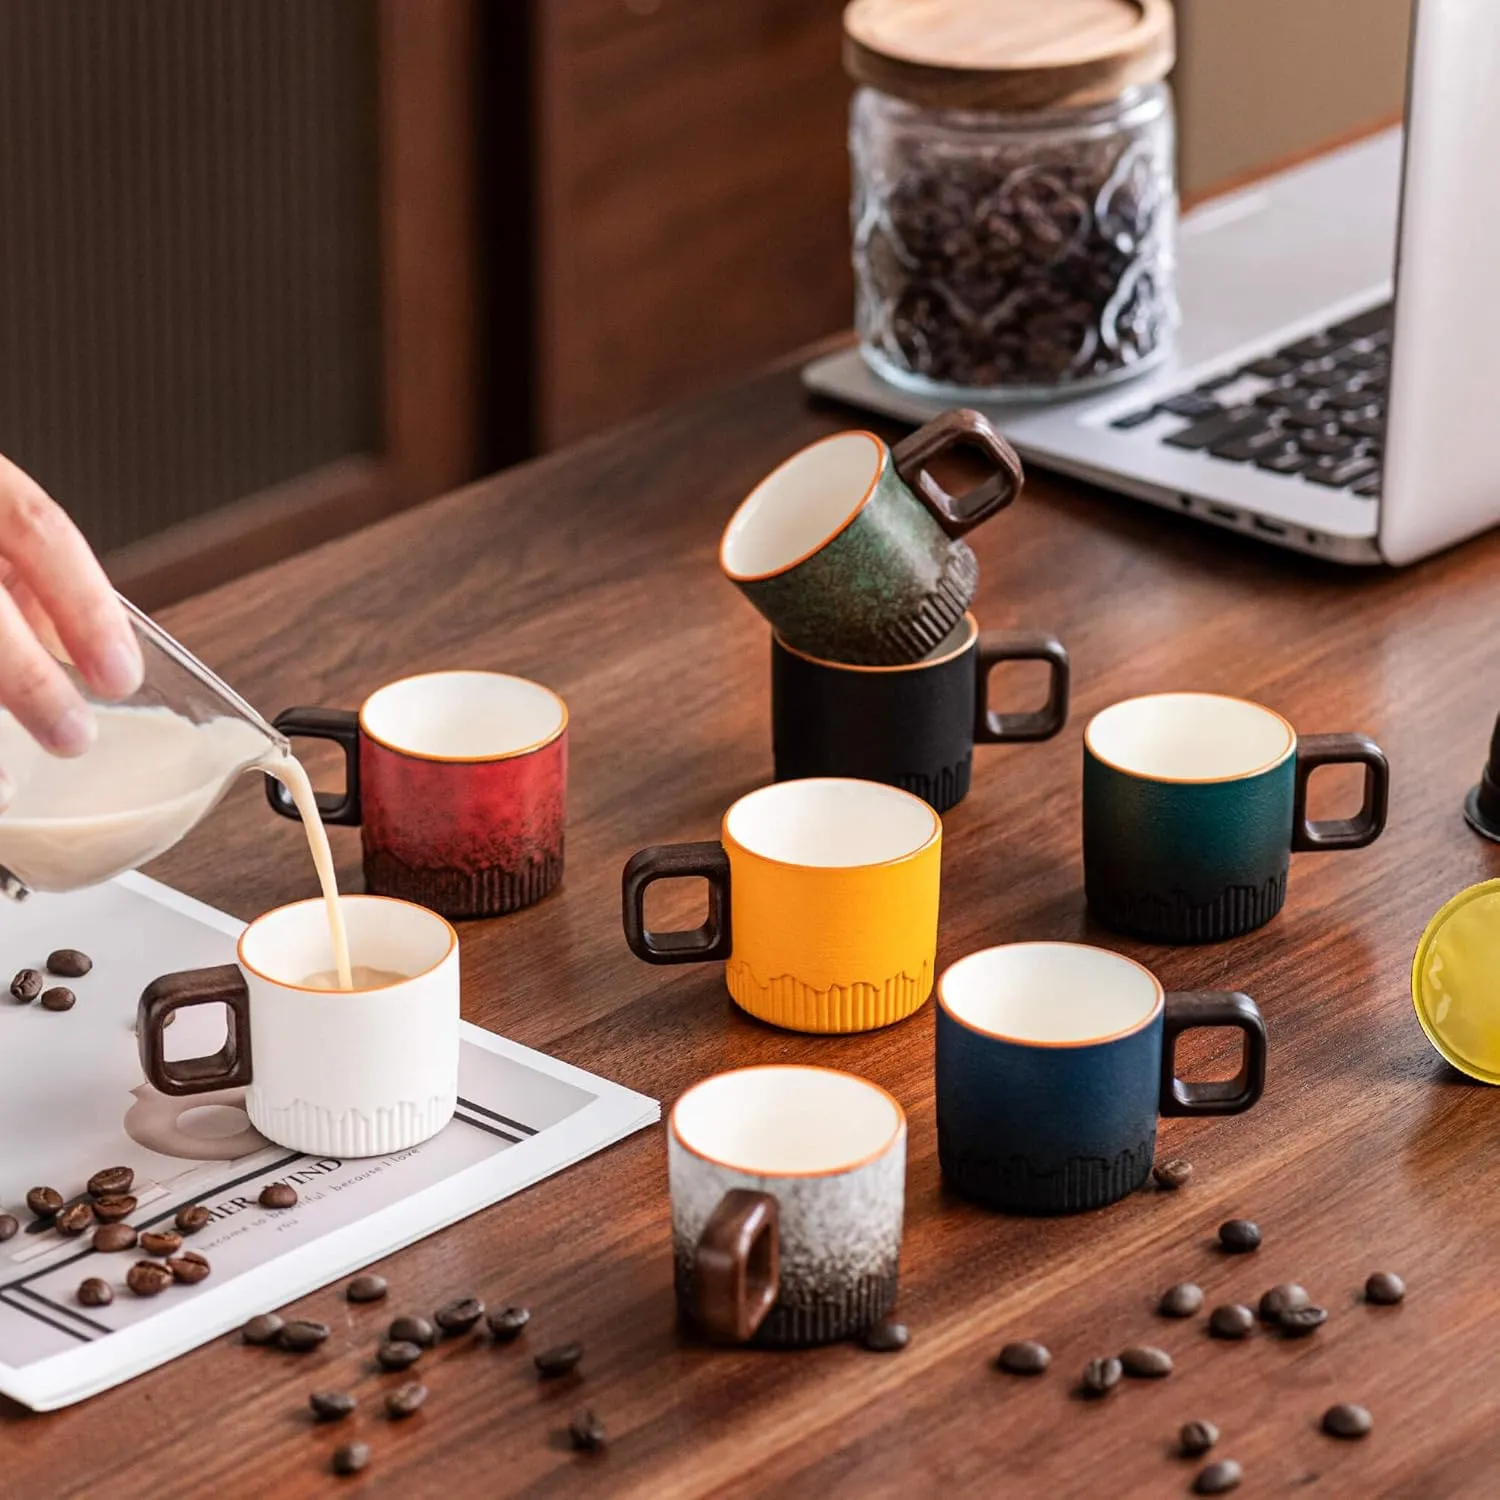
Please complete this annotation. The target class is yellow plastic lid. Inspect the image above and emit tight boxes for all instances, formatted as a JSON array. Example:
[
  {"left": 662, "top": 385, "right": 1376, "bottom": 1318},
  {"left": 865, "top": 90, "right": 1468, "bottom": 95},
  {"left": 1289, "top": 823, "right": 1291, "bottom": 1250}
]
[{"left": 1412, "top": 879, "right": 1500, "bottom": 1083}]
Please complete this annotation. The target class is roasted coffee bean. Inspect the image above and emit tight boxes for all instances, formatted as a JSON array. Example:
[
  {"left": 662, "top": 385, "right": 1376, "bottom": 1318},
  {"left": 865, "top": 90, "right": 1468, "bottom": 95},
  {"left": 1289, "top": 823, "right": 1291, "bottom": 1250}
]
[
  {"left": 535, "top": 1342, "right": 585, "bottom": 1379},
  {"left": 1365, "top": 1271, "right": 1405, "bottom": 1305},
  {"left": 1120, "top": 1345, "right": 1173, "bottom": 1378},
  {"left": 10, "top": 969, "right": 42, "bottom": 1002},
  {"left": 331, "top": 1442, "right": 370, "bottom": 1477},
  {"left": 94, "top": 1223, "right": 138, "bottom": 1253},
  {"left": 139, "top": 1229, "right": 183, "bottom": 1256},
  {"left": 175, "top": 1204, "right": 211, "bottom": 1234},
  {"left": 1322, "top": 1402, "right": 1373, "bottom": 1439},
  {"left": 1278, "top": 1305, "right": 1328, "bottom": 1337},
  {"left": 279, "top": 1319, "right": 331, "bottom": 1353},
  {"left": 377, "top": 1339, "right": 424, "bottom": 1371},
  {"left": 47, "top": 948, "right": 92, "bottom": 978},
  {"left": 259, "top": 1182, "right": 297, "bottom": 1209},
  {"left": 1208, "top": 1304, "right": 1255, "bottom": 1340},
  {"left": 1217, "top": 1219, "right": 1261, "bottom": 1253},
  {"left": 996, "top": 1340, "right": 1050, "bottom": 1375},
  {"left": 26, "top": 1186, "right": 62, "bottom": 1219},
  {"left": 1258, "top": 1283, "right": 1310, "bottom": 1324},
  {"left": 87, "top": 1166, "right": 134, "bottom": 1198},
  {"left": 389, "top": 1315, "right": 437, "bottom": 1348},
  {"left": 309, "top": 1390, "right": 357, "bottom": 1421},
  {"left": 0, "top": 1214, "right": 17, "bottom": 1242},
  {"left": 1180, "top": 1420, "right": 1220, "bottom": 1457},
  {"left": 77, "top": 1277, "right": 113, "bottom": 1308},
  {"left": 346, "top": 1273, "right": 388, "bottom": 1304},
  {"left": 860, "top": 1320, "right": 910, "bottom": 1353},
  {"left": 126, "top": 1260, "right": 174, "bottom": 1296},
  {"left": 1194, "top": 1459, "right": 1243, "bottom": 1495},
  {"left": 40, "top": 986, "right": 76, "bottom": 1012},
  {"left": 1080, "top": 1356, "right": 1122, "bottom": 1396},
  {"left": 55, "top": 1201, "right": 95, "bottom": 1236},
  {"left": 1152, "top": 1158, "right": 1193, "bottom": 1190},
  {"left": 1159, "top": 1282, "right": 1204, "bottom": 1318},
  {"left": 569, "top": 1409, "right": 607, "bottom": 1452},
  {"left": 434, "top": 1296, "right": 484, "bottom": 1335},
  {"left": 241, "top": 1313, "right": 284, "bottom": 1346},
  {"left": 385, "top": 1381, "right": 428, "bottom": 1419},
  {"left": 487, "top": 1306, "right": 531, "bottom": 1342},
  {"left": 168, "top": 1251, "right": 211, "bottom": 1285},
  {"left": 91, "top": 1195, "right": 137, "bottom": 1224}
]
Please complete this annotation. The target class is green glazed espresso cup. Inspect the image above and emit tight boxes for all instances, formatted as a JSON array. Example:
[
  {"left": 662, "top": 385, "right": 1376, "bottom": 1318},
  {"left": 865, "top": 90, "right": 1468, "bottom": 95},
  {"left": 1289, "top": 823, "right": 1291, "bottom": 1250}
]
[
  {"left": 1083, "top": 692, "right": 1390, "bottom": 944},
  {"left": 719, "top": 409, "right": 1024, "bottom": 665}
]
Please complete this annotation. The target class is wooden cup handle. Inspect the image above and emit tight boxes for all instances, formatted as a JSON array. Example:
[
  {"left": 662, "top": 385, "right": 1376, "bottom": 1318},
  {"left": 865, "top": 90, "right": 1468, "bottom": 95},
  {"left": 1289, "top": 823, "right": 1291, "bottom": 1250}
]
[
  {"left": 973, "top": 630, "right": 1071, "bottom": 744},
  {"left": 137, "top": 965, "right": 254, "bottom": 1097},
  {"left": 891, "top": 408, "right": 1025, "bottom": 538},
  {"left": 1291, "top": 732, "right": 1389, "bottom": 851},
  {"left": 264, "top": 707, "right": 362, "bottom": 826},
  {"left": 693, "top": 1188, "right": 780, "bottom": 1343},
  {"left": 1159, "top": 991, "right": 1267, "bottom": 1117},
  {"left": 621, "top": 842, "right": 732, "bottom": 963}
]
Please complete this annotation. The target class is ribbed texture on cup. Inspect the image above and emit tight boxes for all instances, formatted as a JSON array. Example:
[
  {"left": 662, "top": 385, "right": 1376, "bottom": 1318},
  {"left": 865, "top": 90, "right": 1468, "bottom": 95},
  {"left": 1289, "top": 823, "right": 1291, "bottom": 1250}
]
[
  {"left": 1088, "top": 871, "right": 1287, "bottom": 944},
  {"left": 863, "top": 542, "right": 978, "bottom": 665},
  {"left": 364, "top": 851, "right": 564, "bottom": 920},
  {"left": 756, "top": 1270, "right": 900, "bottom": 1347},
  {"left": 895, "top": 752, "right": 973, "bottom": 813},
  {"left": 725, "top": 960, "right": 932, "bottom": 1033},
  {"left": 248, "top": 1093, "right": 455, "bottom": 1156},
  {"left": 941, "top": 1139, "right": 1156, "bottom": 1215}
]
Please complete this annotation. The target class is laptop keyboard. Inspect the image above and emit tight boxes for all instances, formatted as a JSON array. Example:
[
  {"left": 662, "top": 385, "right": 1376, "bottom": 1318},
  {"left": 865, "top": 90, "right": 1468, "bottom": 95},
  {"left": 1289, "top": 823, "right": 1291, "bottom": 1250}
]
[{"left": 1112, "top": 302, "right": 1391, "bottom": 497}]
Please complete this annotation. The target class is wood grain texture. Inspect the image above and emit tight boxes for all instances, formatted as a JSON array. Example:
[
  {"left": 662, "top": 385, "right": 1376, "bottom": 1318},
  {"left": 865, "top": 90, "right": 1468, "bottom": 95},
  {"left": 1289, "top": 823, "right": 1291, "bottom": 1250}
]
[{"left": 8, "top": 355, "right": 1500, "bottom": 1497}]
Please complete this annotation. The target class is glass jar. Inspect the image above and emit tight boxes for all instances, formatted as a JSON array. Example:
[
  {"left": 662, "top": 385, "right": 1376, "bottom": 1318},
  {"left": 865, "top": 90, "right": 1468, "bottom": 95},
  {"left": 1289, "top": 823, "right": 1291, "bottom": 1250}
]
[{"left": 852, "top": 81, "right": 1177, "bottom": 401}]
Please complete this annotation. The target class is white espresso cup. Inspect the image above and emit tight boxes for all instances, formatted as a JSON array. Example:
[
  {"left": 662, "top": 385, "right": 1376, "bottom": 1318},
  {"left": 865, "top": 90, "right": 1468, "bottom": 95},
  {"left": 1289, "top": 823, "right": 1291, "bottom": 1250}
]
[{"left": 137, "top": 896, "right": 460, "bottom": 1157}]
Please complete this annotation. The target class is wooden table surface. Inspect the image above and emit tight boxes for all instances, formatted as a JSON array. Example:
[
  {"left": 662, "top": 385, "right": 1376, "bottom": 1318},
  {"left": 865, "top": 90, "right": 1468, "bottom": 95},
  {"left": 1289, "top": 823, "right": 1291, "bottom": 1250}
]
[{"left": 7, "top": 352, "right": 1500, "bottom": 1499}]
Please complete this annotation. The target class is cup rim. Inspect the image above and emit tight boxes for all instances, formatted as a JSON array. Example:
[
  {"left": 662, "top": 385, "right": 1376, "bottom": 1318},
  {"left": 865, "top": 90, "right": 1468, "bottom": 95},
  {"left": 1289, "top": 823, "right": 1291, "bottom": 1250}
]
[
  {"left": 1084, "top": 691, "right": 1296, "bottom": 784},
  {"left": 358, "top": 670, "right": 569, "bottom": 764},
  {"left": 669, "top": 1064, "right": 907, "bottom": 1178},
  {"left": 937, "top": 942, "right": 1165, "bottom": 1048},
  {"left": 774, "top": 612, "right": 978, "bottom": 672},
  {"left": 721, "top": 777, "right": 941, "bottom": 870},
  {"left": 719, "top": 430, "right": 887, "bottom": 583},
  {"left": 237, "top": 894, "right": 458, "bottom": 994}
]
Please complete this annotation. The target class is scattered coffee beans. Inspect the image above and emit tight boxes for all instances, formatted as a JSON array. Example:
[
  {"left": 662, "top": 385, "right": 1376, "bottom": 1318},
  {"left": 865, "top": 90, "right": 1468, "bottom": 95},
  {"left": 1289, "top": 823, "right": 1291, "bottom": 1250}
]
[
  {"left": 0, "top": 1214, "right": 17, "bottom": 1242},
  {"left": 1081, "top": 1356, "right": 1123, "bottom": 1396},
  {"left": 140, "top": 1230, "right": 183, "bottom": 1256},
  {"left": 487, "top": 1306, "right": 531, "bottom": 1342},
  {"left": 1120, "top": 1345, "right": 1173, "bottom": 1378},
  {"left": 91, "top": 1195, "right": 137, "bottom": 1224},
  {"left": 1365, "top": 1272, "right": 1405, "bottom": 1306},
  {"left": 279, "top": 1319, "right": 331, "bottom": 1353},
  {"left": 241, "top": 1313, "right": 285, "bottom": 1346},
  {"left": 259, "top": 1183, "right": 297, "bottom": 1210},
  {"left": 569, "top": 1409, "right": 607, "bottom": 1453},
  {"left": 77, "top": 1277, "right": 113, "bottom": 1308},
  {"left": 1217, "top": 1219, "right": 1261, "bottom": 1253},
  {"left": 996, "top": 1340, "right": 1051, "bottom": 1375},
  {"left": 377, "top": 1339, "right": 424, "bottom": 1372},
  {"left": 47, "top": 948, "right": 92, "bottom": 978},
  {"left": 1258, "top": 1284, "right": 1310, "bottom": 1325},
  {"left": 10, "top": 969, "right": 42, "bottom": 1002},
  {"left": 1208, "top": 1304, "right": 1255, "bottom": 1341},
  {"left": 1278, "top": 1305, "right": 1328, "bottom": 1337},
  {"left": 126, "top": 1261, "right": 174, "bottom": 1297},
  {"left": 1194, "top": 1459, "right": 1243, "bottom": 1495},
  {"left": 1159, "top": 1282, "right": 1204, "bottom": 1318},
  {"left": 1322, "top": 1403, "right": 1373, "bottom": 1439},
  {"left": 40, "top": 986, "right": 76, "bottom": 1012},
  {"left": 385, "top": 1381, "right": 429, "bottom": 1419},
  {"left": 175, "top": 1204, "right": 211, "bottom": 1234},
  {"left": 94, "top": 1223, "right": 138, "bottom": 1253},
  {"left": 389, "top": 1315, "right": 437, "bottom": 1349},
  {"left": 168, "top": 1251, "right": 211, "bottom": 1285},
  {"left": 87, "top": 1166, "right": 134, "bottom": 1198},
  {"left": 55, "top": 1201, "right": 95, "bottom": 1237},
  {"left": 346, "top": 1274, "right": 388, "bottom": 1304},
  {"left": 434, "top": 1296, "right": 484, "bottom": 1335},
  {"left": 1152, "top": 1159, "right": 1194, "bottom": 1190},
  {"left": 860, "top": 1320, "right": 910, "bottom": 1353},
  {"left": 310, "top": 1390, "right": 357, "bottom": 1422},
  {"left": 332, "top": 1442, "right": 370, "bottom": 1477},
  {"left": 26, "top": 1186, "right": 62, "bottom": 1219},
  {"left": 1180, "top": 1420, "right": 1219, "bottom": 1457},
  {"left": 535, "top": 1342, "right": 585, "bottom": 1379}
]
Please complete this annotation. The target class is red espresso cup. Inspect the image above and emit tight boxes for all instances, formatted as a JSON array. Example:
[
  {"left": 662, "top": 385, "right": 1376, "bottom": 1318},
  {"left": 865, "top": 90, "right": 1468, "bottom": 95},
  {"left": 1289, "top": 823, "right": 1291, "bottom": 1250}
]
[{"left": 266, "top": 670, "right": 568, "bottom": 920}]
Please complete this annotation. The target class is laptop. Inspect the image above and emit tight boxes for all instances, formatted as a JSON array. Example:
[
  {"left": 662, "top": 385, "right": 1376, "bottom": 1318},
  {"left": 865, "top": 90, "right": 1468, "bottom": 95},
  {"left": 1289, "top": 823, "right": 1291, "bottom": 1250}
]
[{"left": 804, "top": 0, "right": 1498, "bottom": 567}]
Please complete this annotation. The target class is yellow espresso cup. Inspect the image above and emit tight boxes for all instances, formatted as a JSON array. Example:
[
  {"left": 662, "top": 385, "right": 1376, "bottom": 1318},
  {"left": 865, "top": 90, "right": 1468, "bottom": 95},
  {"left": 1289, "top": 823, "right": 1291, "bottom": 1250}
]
[{"left": 622, "top": 778, "right": 942, "bottom": 1033}]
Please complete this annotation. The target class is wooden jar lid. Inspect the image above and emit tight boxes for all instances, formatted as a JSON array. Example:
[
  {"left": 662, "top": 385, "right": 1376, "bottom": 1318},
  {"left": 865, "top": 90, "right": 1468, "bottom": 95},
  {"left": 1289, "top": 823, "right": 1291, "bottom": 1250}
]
[{"left": 843, "top": 0, "right": 1175, "bottom": 112}]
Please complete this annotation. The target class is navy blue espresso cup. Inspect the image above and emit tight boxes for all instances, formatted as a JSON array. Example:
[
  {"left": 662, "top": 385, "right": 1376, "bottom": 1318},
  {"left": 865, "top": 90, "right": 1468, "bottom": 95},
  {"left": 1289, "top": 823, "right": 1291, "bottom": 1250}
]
[
  {"left": 937, "top": 942, "right": 1267, "bottom": 1215},
  {"left": 1084, "top": 692, "right": 1389, "bottom": 944}
]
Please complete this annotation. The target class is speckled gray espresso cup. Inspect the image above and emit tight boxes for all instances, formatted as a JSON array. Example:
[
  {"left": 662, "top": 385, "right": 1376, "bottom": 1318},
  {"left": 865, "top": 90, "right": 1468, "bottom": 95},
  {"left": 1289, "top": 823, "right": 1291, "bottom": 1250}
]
[
  {"left": 669, "top": 1065, "right": 906, "bottom": 1347},
  {"left": 719, "top": 409, "right": 1024, "bottom": 665}
]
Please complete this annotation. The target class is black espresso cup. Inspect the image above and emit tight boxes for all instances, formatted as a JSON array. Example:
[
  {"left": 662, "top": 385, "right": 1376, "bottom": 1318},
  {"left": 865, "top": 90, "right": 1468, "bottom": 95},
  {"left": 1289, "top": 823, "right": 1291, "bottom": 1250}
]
[{"left": 771, "top": 614, "right": 1070, "bottom": 813}]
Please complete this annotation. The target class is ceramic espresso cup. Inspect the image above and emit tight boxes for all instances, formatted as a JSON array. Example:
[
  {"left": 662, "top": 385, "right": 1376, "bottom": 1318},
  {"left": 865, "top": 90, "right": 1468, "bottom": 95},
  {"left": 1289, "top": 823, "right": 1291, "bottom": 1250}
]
[
  {"left": 137, "top": 896, "right": 460, "bottom": 1157},
  {"left": 267, "top": 670, "right": 567, "bottom": 919},
  {"left": 622, "top": 778, "right": 941, "bottom": 1033},
  {"left": 670, "top": 1065, "right": 906, "bottom": 1347},
  {"left": 772, "top": 613, "right": 1070, "bottom": 813},
  {"left": 937, "top": 942, "right": 1268, "bottom": 1214},
  {"left": 1084, "top": 692, "right": 1389, "bottom": 943},
  {"left": 719, "top": 409, "right": 1024, "bottom": 666}
]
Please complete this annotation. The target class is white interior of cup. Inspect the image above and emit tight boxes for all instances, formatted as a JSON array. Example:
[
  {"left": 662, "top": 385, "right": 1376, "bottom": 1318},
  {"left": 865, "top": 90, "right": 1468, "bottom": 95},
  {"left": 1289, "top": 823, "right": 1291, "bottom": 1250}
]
[
  {"left": 672, "top": 1065, "right": 903, "bottom": 1175},
  {"left": 940, "top": 942, "right": 1163, "bottom": 1045},
  {"left": 1086, "top": 692, "right": 1294, "bottom": 782},
  {"left": 720, "top": 431, "right": 884, "bottom": 580},
  {"left": 361, "top": 671, "right": 565, "bottom": 761},
  {"left": 725, "top": 778, "right": 938, "bottom": 867},
  {"left": 240, "top": 896, "right": 455, "bottom": 992}
]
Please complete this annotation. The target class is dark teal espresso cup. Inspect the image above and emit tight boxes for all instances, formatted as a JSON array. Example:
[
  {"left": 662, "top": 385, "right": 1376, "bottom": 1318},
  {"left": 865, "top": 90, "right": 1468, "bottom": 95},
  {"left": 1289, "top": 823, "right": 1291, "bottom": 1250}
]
[
  {"left": 937, "top": 942, "right": 1268, "bottom": 1215},
  {"left": 1084, "top": 692, "right": 1389, "bottom": 944}
]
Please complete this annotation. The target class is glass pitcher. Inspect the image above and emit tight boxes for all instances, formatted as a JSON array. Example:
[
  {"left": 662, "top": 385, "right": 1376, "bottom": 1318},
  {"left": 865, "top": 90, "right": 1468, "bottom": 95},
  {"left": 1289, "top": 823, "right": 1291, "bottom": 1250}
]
[{"left": 0, "top": 597, "right": 288, "bottom": 897}]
